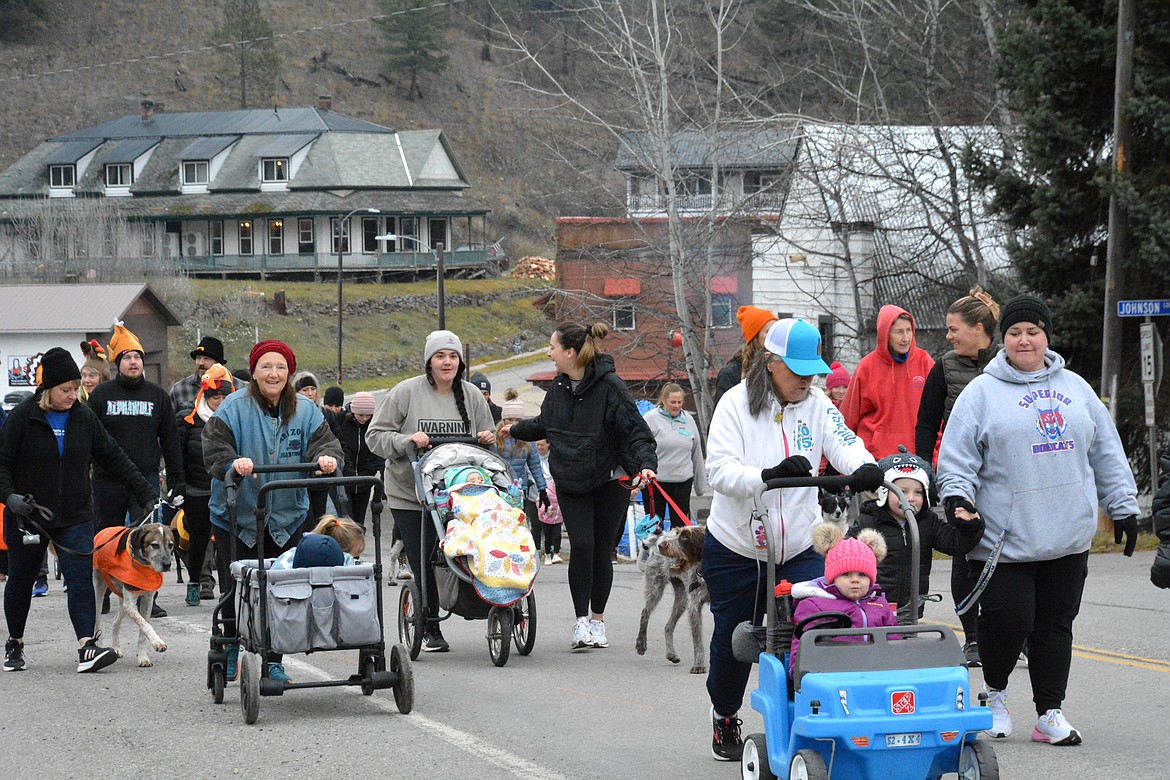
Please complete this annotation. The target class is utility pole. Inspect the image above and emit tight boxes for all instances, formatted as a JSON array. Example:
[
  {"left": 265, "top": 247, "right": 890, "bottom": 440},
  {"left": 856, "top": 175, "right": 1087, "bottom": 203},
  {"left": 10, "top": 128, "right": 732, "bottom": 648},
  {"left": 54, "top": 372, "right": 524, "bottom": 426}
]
[{"left": 1101, "top": 0, "right": 1135, "bottom": 419}]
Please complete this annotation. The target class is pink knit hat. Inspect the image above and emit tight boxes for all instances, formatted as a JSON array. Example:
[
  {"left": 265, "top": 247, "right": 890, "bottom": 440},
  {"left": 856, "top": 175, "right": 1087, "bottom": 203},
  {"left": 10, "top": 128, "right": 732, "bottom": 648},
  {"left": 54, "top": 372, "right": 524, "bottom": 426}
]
[
  {"left": 813, "top": 524, "right": 886, "bottom": 584},
  {"left": 825, "top": 361, "right": 851, "bottom": 390},
  {"left": 351, "top": 391, "right": 376, "bottom": 416}
]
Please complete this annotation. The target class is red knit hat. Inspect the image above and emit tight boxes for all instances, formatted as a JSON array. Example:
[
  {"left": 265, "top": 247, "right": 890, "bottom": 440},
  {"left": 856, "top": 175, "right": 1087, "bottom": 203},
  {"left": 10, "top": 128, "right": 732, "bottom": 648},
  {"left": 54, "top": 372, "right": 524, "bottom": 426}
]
[
  {"left": 249, "top": 339, "right": 296, "bottom": 377},
  {"left": 736, "top": 305, "right": 778, "bottom": 344},
  {"left": 825, "top": 361, "right": 851, "bottom": 390}
]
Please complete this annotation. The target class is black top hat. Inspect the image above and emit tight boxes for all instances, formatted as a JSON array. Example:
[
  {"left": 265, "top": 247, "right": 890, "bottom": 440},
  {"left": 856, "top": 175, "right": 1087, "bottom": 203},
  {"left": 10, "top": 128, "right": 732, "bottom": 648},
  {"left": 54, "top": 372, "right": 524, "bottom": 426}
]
[{"left": 190, "top": 336, "right": 226, "bottom": 364}]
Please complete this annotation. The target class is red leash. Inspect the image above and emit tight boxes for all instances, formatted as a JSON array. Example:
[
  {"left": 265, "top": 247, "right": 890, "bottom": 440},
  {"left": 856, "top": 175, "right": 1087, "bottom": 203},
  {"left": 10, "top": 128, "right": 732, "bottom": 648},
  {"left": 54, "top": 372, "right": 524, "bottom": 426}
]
[{"left": 617, "top": 475, "right": 694, "bottom": 529}]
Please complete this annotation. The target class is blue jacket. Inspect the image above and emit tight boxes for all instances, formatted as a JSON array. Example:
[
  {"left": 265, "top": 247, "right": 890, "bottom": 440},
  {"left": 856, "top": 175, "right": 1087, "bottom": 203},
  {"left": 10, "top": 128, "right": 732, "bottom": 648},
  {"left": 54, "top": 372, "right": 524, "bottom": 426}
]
[
  {"left": 498, "top": 440, "right": 547, "bottom": 494},
  {"left": 203, "top": 389, "right": 344, "bottom": 549}
]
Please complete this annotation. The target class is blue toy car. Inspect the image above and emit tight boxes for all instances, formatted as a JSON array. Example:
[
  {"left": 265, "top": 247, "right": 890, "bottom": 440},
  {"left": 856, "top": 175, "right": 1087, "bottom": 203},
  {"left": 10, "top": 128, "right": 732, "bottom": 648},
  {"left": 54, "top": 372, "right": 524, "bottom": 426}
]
[{"left": 737, "top": 476, "right": 1000, "bottom": 780}]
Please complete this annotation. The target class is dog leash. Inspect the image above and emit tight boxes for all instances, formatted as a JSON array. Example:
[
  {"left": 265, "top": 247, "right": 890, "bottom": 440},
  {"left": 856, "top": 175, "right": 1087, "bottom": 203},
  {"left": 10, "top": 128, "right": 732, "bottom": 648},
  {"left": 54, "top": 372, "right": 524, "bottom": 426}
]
[{"left": 11, "top": 495, "right": 174, "bottom": 558}]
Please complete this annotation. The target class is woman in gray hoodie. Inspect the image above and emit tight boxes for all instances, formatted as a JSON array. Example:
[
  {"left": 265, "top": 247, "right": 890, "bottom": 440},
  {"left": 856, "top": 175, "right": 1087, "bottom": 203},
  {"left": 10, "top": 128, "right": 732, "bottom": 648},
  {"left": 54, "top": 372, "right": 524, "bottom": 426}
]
[{"left": 937, "top": 294, "right": 1139, "bottom": 748}]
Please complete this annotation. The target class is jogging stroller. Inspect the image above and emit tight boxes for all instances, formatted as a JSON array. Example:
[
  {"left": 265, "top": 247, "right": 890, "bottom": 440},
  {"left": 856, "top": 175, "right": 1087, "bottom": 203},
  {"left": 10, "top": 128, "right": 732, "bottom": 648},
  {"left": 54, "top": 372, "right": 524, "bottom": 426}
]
[{"left": 399, "top": 437, "right": 539, "bottom": 667}]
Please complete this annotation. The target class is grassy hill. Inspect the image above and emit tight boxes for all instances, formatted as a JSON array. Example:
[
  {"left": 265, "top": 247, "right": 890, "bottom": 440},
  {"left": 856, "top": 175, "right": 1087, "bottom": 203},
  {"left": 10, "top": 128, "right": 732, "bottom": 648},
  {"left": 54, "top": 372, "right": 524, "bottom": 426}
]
[{"left": 164, "top": 276, "right": 553, "bottom": 391}]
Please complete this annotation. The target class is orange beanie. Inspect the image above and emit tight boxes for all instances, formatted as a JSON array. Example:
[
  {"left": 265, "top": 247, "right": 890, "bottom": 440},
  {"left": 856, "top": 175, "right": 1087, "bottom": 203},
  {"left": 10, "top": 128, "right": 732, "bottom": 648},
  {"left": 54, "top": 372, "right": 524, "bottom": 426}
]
[{"left": 736, "top": 306, "right": 778, "bottom": 344}]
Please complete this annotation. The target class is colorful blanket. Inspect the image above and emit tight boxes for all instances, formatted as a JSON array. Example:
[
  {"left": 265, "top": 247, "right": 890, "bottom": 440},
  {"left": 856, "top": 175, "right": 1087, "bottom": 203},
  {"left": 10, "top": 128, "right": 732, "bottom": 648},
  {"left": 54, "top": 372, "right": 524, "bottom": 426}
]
[{"left": 441, "top": 485, "right": 537, "bottom": 591}]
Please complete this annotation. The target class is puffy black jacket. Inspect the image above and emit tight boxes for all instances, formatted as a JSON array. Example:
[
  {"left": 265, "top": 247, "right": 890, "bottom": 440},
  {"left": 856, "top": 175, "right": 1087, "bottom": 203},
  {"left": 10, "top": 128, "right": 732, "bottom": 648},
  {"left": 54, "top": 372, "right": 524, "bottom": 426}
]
[
  {"left": 0, "top": 393, "right": 155, "bottom": 529},
  {"left": 850, "top": 500, "right": 984, "bottom": 618},
  {"left": 339, "top": 413, "right": 385, "bottom": 477},
  {"left": 712, "top": 355, "right": 743, "bottom": 410},
  {"left": 177, "top": 409, "right": 213, "bottom": 494},
  {"left": 511, "top": 354, "right": 656, "bottom": 494}
]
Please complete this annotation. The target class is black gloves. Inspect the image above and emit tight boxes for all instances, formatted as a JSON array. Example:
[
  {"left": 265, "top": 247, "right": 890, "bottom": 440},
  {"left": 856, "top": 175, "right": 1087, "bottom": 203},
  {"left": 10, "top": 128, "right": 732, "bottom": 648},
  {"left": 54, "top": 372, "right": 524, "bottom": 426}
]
[
  {"left": 1152, "top": 544, "right": 1170, "bottom": 589},
  {"left": 5, "top": 493, "right": 33, "bottom": 517},
  {"left": 761, "top": 455, "right": 813, "bottom": 483},
  {"left": 849, "top": 463, "right": 885, "bottom": 492},
  {"left": 1113, "top": 515, "right": 1138, "bottom": 557},
  {"left": 167, "top": 484, "right": 186, "bottom": 507},
  {"left": 538, "top": 490, "right": 551, "bottom": 511},
  {"left": 944, "top": 495, "right": 978, "bottom": 525}
]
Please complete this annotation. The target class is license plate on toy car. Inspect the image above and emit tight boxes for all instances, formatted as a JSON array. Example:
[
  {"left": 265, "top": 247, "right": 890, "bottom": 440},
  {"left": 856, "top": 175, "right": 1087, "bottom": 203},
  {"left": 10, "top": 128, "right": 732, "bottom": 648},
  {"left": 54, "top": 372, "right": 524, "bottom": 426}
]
[{"left": 885, "top": 732, "right": 921, "bottom": 748}]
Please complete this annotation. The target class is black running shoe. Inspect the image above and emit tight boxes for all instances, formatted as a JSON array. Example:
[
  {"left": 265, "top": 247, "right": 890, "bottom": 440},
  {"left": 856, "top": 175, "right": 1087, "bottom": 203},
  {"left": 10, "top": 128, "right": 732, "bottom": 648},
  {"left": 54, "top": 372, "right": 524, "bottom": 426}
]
[
  {"left": 4, "top": 638, "right": 26, "bottom": 672},
  {"left": 77, "top": 636, "right": 118, "bottom": 673},
  {"left": 422, "top": 625, "right": 450, "bottom": 653},
  {"left": 962, "top": 639, "right": 982, "bottom": 668},
  {"left": 151, "top": 601, "right": 167, "bottom": 618},
  {"left": 711, "top": 706, "right": 743, "bottom": 761}
]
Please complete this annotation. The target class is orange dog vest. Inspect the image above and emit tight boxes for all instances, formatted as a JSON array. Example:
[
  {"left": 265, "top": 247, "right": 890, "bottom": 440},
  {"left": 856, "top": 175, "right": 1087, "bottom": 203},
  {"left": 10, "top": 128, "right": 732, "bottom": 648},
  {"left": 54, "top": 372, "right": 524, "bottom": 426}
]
[{"left": 93, "top": 526, "right": 163, "bottom": 596}]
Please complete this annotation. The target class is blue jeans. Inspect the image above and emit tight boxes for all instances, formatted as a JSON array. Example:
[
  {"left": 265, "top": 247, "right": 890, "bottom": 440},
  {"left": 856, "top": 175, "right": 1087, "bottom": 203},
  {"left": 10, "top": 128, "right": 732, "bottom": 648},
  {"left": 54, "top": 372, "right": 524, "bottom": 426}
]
[
  {"left": 92, "top": 473, "right": 158, "bottom": 530},
  {"left": 4, "top": 519, "right": 97, "bottom": 641},
  {"left": 702, "top": 529, "right": 824, "bottom": 718}
]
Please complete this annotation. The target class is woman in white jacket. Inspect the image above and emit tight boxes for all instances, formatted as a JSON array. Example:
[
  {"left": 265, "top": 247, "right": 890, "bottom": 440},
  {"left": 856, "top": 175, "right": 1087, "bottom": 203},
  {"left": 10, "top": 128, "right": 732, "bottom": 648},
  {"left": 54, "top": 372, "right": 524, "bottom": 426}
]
[{"left": 702, "top": 319, "right": 881, "bottom": 763}]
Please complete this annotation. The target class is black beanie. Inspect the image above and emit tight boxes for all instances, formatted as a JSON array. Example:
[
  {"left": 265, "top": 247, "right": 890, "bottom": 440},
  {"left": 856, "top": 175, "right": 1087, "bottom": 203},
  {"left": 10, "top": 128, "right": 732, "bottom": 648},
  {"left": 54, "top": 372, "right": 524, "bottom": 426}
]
[
  {"left": 323, "top": 386, "right": 344, "bottom": 406},
  {"left": 295, "top": 374, "right": 318, "bottom": 391},
  {"left": 38, "top": 347, "right": 81, "bottom": 389},
  {"left": 999, "top": 294, "right": 1052, "bottom": 339}
]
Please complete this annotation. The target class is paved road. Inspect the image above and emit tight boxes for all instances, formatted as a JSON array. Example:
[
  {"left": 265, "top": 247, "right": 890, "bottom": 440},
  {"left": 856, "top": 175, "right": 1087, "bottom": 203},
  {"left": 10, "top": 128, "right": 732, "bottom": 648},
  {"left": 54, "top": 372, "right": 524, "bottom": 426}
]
[{"left": 3, "top": 537, "right": 1167, "bottom": 779}]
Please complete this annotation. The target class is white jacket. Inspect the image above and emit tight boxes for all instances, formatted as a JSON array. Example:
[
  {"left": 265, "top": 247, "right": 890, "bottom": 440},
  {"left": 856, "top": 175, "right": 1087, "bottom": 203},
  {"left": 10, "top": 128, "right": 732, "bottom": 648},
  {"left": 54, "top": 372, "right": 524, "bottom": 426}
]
[{"left": 705, "top": 384, "right": 874, "bottom": 562}]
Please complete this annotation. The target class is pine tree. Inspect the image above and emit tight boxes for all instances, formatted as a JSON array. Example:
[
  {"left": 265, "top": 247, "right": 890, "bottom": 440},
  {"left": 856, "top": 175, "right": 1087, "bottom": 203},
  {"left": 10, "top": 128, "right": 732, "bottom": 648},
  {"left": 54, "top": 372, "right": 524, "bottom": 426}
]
[
  {"left": 210, "top": 0, "right": 282, "bottom": 109},
  {"left": 378, "top": 0, "right": 451, "bottom": 100}
]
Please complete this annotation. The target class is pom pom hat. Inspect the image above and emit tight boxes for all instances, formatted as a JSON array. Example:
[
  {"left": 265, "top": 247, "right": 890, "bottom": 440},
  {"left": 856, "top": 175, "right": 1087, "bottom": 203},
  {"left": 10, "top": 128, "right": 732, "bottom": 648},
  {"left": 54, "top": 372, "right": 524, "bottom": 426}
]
[
  {"left": 500, "top": 397, "right": 525, "bottom": 419},
  {"left": 736, "top": 305, "right": 778, "bottom": 345},
  {"left": 825, "top": 361, "right": 851, "bottom": 390},
  {"left": 249, "top": 339, "right": 296, "bottom": 377},
  {"left": 813, "top": 523, "right": 887, "bottom": 584},
  {"left": 764, "top": 318, "right": 832, "bottom": 376}
]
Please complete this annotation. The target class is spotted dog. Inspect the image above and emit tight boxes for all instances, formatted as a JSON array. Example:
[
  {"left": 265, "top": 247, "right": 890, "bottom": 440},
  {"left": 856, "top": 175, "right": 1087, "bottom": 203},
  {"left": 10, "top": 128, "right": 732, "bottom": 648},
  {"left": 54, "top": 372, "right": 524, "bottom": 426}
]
[
  {"left": 635, "top": 525, "right": 709, "bottom": 674},
  {"left": 92, "top": 523, "right": 174, "bottom": 667}
]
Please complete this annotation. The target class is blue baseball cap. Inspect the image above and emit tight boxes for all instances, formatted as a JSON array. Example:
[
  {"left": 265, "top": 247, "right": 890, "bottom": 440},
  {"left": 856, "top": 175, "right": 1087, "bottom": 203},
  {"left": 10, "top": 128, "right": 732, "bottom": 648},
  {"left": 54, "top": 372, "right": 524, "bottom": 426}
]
[{"left": 764, "top": 318, "right": 832, "bottom": 376}]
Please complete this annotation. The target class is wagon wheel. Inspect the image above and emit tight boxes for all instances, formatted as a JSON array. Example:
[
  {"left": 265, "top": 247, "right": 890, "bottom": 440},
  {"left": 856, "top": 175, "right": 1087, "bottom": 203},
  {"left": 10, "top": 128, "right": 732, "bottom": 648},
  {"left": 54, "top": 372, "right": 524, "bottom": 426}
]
[
  {"left": 360, "top": 653, "right": 378, "bottom": 696},
  {"left": 788, "top": 749, "right": 827, "bottom": 780},
  {"left": 741, "top": 733, "right": 777, "bottom": 780},
  {"left": 398, "top": 580, "right": 424, "bottom": 660},
  {"left": 958, "top": 741, "right": 999, "bottom": 780},
  {"left": 391, "top": 643, "right": 415, "bottom": 714},
  {"left": 211, "top": 665, "right": 226, "bottom": 704},
  {"left": 239, "top": 652, "right": 261, "bottom": 725},
  {"left": 512, "top": 592, "right": 537, "bottom": 656},
  {"left": 487, "top": 606, "right": 512, "bottom": 667}
]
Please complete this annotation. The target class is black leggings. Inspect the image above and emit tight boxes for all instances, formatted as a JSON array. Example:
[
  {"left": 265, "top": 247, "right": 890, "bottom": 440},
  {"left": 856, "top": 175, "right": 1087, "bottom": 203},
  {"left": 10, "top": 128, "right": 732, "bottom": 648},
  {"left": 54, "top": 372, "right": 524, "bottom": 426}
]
[
  {"left": 558, "top": 480, "right": 630, "bottom": 617},
  {"left": 183, "top": 494, "right": 213, "bottom": 585},
  {"left": 391, "top": 507, "right": 440, "bottom": 624},
  {"left": 973, "top": 551, "right": 1088, "bottom": 715},
  {"left": 952, "top": 553, "right": 979, "bottom": 638},
  {"left": 641, "top": 478, "right": 693, "bottom": 527}
]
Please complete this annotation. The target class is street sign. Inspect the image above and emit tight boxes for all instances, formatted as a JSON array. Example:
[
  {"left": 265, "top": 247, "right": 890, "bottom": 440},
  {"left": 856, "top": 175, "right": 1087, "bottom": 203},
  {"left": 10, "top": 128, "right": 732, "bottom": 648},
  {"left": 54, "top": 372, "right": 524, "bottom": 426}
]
[
  {"left": 1141, "top": 321, "right": 1164, "bottom": 392},
  {"left": 1117, "top": 299, "right": 1170, "bottom": 317}
]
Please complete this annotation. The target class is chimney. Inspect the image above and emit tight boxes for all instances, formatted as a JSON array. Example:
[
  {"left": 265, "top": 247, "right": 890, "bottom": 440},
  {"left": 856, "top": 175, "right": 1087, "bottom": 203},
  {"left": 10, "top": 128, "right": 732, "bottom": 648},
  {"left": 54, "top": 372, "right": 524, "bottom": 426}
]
[
  {"left": 318, "top": 95, "right": 333, "bottom": 112},
  {"left": 140, "top": 100, "right": 155, "bottom": 123}
]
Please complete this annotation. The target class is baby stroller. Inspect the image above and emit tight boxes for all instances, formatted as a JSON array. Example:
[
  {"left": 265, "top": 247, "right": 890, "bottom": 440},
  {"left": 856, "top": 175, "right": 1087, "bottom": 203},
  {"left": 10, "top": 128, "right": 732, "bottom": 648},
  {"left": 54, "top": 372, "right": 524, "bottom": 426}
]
[
  {"left": 206, "top": 463, "right": 414, "bottom": 724},
  {"left": 400, "top": 437, "right": 540, "bottom": 667}
]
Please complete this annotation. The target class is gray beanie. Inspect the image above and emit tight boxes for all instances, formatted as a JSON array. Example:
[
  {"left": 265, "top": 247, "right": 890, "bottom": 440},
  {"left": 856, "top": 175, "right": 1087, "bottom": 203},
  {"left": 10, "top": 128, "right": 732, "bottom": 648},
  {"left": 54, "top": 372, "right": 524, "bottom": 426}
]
[{"left": 424, "top": 330, "right": 464, "bottom": 365}]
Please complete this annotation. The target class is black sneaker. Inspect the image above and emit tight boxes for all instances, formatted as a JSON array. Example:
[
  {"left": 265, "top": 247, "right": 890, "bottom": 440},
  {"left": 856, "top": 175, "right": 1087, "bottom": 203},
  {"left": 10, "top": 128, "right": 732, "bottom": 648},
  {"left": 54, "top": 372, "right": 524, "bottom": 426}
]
[
  {"left": 77, "top": 636, "right": 118, "bottom": 673},
  {"left": 151, "top": 601, "right": 167, "bottom": 619},
  {"left": 101, "top": 591, "right": 111, "bottom": 615},
  {"left": 962, "top": 640, "right": 982, "bottom": 668},
  {"left": 711, "top": 705, "right": 743, "bottom": 761},
  {"left": 3, "top": 638, "right": 26, "bottom": 672},
  {"left": 422, "top": 625, "right": 450, "bottom": 653}
]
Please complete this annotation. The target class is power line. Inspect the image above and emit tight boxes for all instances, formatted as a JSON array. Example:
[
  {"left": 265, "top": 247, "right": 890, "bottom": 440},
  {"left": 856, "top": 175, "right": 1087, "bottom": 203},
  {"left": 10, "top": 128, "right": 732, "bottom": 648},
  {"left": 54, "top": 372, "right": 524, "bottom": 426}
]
[{"left": 0, "top": 0, "right": 467, "bottom": 84}]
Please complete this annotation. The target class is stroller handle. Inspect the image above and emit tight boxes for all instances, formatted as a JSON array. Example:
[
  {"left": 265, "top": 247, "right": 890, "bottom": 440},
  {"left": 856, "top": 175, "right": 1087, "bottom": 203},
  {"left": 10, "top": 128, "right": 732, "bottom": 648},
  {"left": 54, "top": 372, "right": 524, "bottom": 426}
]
[
  {"left": 761, "top": 473, "right": 854, "bottom": 492},
  {"left": 223, "top": 461, "right": 331, "bottom": 491},
  {"left": 409, "top": 434, "right": 481, "bottom": 463}
]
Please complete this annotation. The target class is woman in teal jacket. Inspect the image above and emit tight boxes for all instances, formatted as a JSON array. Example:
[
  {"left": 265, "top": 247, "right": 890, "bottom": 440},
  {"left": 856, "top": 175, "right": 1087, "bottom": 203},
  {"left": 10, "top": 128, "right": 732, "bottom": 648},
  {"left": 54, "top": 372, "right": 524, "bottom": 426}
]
[{"left": 203, "top": 339, "right": 343, "bottom": 684}]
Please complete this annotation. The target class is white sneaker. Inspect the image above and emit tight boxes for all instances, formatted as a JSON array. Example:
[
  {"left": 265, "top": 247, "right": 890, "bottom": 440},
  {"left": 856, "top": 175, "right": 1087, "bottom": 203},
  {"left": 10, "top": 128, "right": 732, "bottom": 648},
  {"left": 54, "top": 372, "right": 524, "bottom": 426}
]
[
  {"left": 1032, "top": 708, "right": 1082, "bottom": 745},
  {"left": 589, "top": 619, "right": 608, "bottom": 648},
  {"left": 542, "top": 553, "right": 552, "bottom": 566},
  {"left": 550, "top": 553, "right": 563, "bottom": 564},
  {"left": 985, "top": 687, "right": 1012, "bottom": 738},
  {"left": 571, "top": 617, "right": 591, "bottom": 650},
  {"left": 397, "top": 554, "right": 413, "bottom": 581}
]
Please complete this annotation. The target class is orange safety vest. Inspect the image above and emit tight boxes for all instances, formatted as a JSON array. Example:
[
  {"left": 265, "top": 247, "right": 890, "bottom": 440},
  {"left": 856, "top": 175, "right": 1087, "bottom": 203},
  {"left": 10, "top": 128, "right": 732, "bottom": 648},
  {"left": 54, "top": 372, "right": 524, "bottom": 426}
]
[{"left": 92, "top": 526, "right": 163, "bottom": 596}]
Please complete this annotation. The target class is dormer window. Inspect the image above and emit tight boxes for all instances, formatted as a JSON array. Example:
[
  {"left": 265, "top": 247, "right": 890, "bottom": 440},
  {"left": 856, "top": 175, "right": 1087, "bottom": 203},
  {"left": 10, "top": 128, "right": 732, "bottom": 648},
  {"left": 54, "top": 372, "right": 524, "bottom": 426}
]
[
  {"left": 49, "top": 164, "right": 76, "bottom": 188},
  {"left": 183, "top": 160, "right": 209, "bottom": 186},
  {"left": 261, "top": 158, "right": 288, "bottom": 183},
  {"left": 105, "top": 163, "right": 133, "bottom": 187}
]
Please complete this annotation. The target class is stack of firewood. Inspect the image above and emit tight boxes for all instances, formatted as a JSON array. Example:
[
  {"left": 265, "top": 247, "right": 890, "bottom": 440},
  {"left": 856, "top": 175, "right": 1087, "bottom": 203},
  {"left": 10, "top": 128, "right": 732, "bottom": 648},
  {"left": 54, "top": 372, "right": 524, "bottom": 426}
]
[{"left": 509, "top": 256, "right": 556, "bottom": 281}]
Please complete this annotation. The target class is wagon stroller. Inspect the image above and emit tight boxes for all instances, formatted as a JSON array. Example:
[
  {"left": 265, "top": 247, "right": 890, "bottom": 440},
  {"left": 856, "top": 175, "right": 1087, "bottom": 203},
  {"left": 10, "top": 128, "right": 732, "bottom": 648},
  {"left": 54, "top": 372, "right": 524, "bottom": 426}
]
[
  {"left": 399, "top": 437, "right": 539, "bottom": 667},
  {"left": 206, "top": 463, "right": 414, "bottom": 724}
]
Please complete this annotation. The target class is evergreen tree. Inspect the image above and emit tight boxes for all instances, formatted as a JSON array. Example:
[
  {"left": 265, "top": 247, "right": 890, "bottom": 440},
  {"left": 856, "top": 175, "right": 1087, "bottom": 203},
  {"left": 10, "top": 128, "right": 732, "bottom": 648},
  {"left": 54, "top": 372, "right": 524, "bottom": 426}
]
[
  {"left": 0, "top": 0, "right": 49, "bottom": 42},
  {"left": 378, "top": 0, "right": 450, "bottom": 100},
  {"left": 210, "top": 0, "right": 281, "bottom": 109}
]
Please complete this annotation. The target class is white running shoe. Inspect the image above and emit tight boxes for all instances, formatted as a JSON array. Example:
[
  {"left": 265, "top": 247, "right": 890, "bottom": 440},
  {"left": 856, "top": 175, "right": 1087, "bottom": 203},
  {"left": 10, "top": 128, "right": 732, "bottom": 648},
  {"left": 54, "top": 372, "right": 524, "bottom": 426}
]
[
  {"left": 985, "top": 687, "right": 1012, "bottom": 738},
  {"left": 589, "top": 619, "right": 608, "bottom": 648},
  {"left": 550, "top": 553, "right": 564, "bottom": 564},
  {"left": 1032, "top": 708, "right": 1082, "bottom": 746},
  {"left": 571, "top": 617, "right": 591, "bottom": 650}
]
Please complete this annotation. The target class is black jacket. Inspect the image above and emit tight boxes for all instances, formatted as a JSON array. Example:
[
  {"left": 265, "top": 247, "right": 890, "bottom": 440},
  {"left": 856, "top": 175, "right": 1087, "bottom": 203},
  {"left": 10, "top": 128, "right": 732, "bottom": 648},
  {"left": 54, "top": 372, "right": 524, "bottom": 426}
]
[
  {"left": 712, "top": 355, "right": 743, "bottom": 409},
  {"left": 511, "top": 354, "right": 656, "bottom": 494},
  {"left": 88, "top": 374, "right": 184, "bottom": 491},
  {"left": 0, "top": 394, "right": 155, "bottom": 529},
  {"left": 177, "top": 409, "right": 213, "bottom": 494},
  {"left": 850, "top": 500, "right": 984, "bottom": 618},
  {"left": 338, "top": 413, "right": 385, "bottom": 477}
]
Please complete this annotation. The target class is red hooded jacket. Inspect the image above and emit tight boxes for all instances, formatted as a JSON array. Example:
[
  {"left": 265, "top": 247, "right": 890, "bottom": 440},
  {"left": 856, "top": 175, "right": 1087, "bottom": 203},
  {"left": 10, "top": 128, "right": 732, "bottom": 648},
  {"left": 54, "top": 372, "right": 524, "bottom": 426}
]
[{"left": 842, "top": 305, "right": 935, "bottom": 459}]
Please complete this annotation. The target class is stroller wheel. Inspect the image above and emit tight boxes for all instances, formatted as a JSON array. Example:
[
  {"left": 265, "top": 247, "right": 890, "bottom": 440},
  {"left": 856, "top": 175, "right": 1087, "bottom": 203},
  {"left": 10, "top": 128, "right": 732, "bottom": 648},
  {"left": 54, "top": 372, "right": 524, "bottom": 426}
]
[
  {"left": 487, "top": 606, "right": 512, "bottom": 667},
  {"left": 398, "top": 580, "right": 424, "bottom": 660},
  {"left": 512, "top": 592, "right": 537, "bottom": 656},
  {"left": 390, "top": 643, "right": 414, "bottom": 714}
]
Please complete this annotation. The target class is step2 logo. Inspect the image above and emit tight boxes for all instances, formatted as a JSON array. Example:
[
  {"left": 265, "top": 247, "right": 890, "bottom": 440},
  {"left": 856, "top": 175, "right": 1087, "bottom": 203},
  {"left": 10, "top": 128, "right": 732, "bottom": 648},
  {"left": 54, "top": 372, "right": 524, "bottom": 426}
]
[{"left": 890, "top": 690, "right": 916, "bottom": 715}]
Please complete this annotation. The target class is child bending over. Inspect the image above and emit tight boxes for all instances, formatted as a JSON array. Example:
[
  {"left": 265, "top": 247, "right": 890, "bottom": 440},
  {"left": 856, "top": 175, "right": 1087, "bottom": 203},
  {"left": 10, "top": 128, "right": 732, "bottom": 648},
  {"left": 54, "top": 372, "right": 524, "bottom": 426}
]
[{"left": 272, "top": 515, "right": 366, "bottom": 570}]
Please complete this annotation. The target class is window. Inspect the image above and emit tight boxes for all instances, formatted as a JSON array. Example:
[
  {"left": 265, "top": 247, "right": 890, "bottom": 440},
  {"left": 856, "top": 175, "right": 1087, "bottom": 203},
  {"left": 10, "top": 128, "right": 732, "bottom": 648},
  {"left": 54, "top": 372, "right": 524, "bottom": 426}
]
[
  {"left": 105, "top": 164, "right": 133, "bottom": 187},
  {"left": 679, "top": 176, "right": 712, "bottom": 197},
  {"left": 712, "top": 294, "right": 734, "bottom": 327},
  {"left": 268, "top": 219, "right": 284, "bottom": 255},
  {"left": 744, "top": 170, "right": 783, "bottom": 194},
  {"left": 49, "top": 164, "right": 75, "bottom": 188},
  {"left": 613, "top": 301, "right": 636, "bottom": 331},
  {"left": 141, "top": 223, "right": 156, "bottom": 257},
  {"left": 396, "top": 217, "right": 417, "bottom": 252},
  {"left": 428, "top": 217, "right": 447, "bottom": 251},
  {"left": 183, "top": 160, "right": 209, "bottom": 185},
  {"left": 298, "top": 218, "right": 314, "bottom": 254},
  {"left": 331, "top": 218, "right": 350, "bottom": 254},
  {"left": 211, "top": 221, "right": 224, "bottom": 256},
  {"left": 261, "top": 158, "right": 288, "bottom": 182},
  {"left": 362, "top": 216, "right": 380, "bottom": 253},
  {"left": 238, "top": 221, "right": 253, "bottom": 256}
]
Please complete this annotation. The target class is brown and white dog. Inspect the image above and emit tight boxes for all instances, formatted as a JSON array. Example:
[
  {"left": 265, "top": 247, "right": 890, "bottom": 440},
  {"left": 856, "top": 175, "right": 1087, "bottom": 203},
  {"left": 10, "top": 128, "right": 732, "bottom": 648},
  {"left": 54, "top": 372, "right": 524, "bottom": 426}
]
[
  {"left": 92, "top": 523, "right": 174, "bottom": 667},
  {"left": 635, "top": 524, "right": 709, "bottom": 674}
]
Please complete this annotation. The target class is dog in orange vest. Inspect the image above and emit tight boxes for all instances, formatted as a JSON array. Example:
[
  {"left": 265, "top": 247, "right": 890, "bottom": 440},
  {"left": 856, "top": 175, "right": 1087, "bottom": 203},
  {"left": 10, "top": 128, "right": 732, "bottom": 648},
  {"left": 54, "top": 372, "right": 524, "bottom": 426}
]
[{"left": 92, "top": 523, "right": 174, "bottom": 667}]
